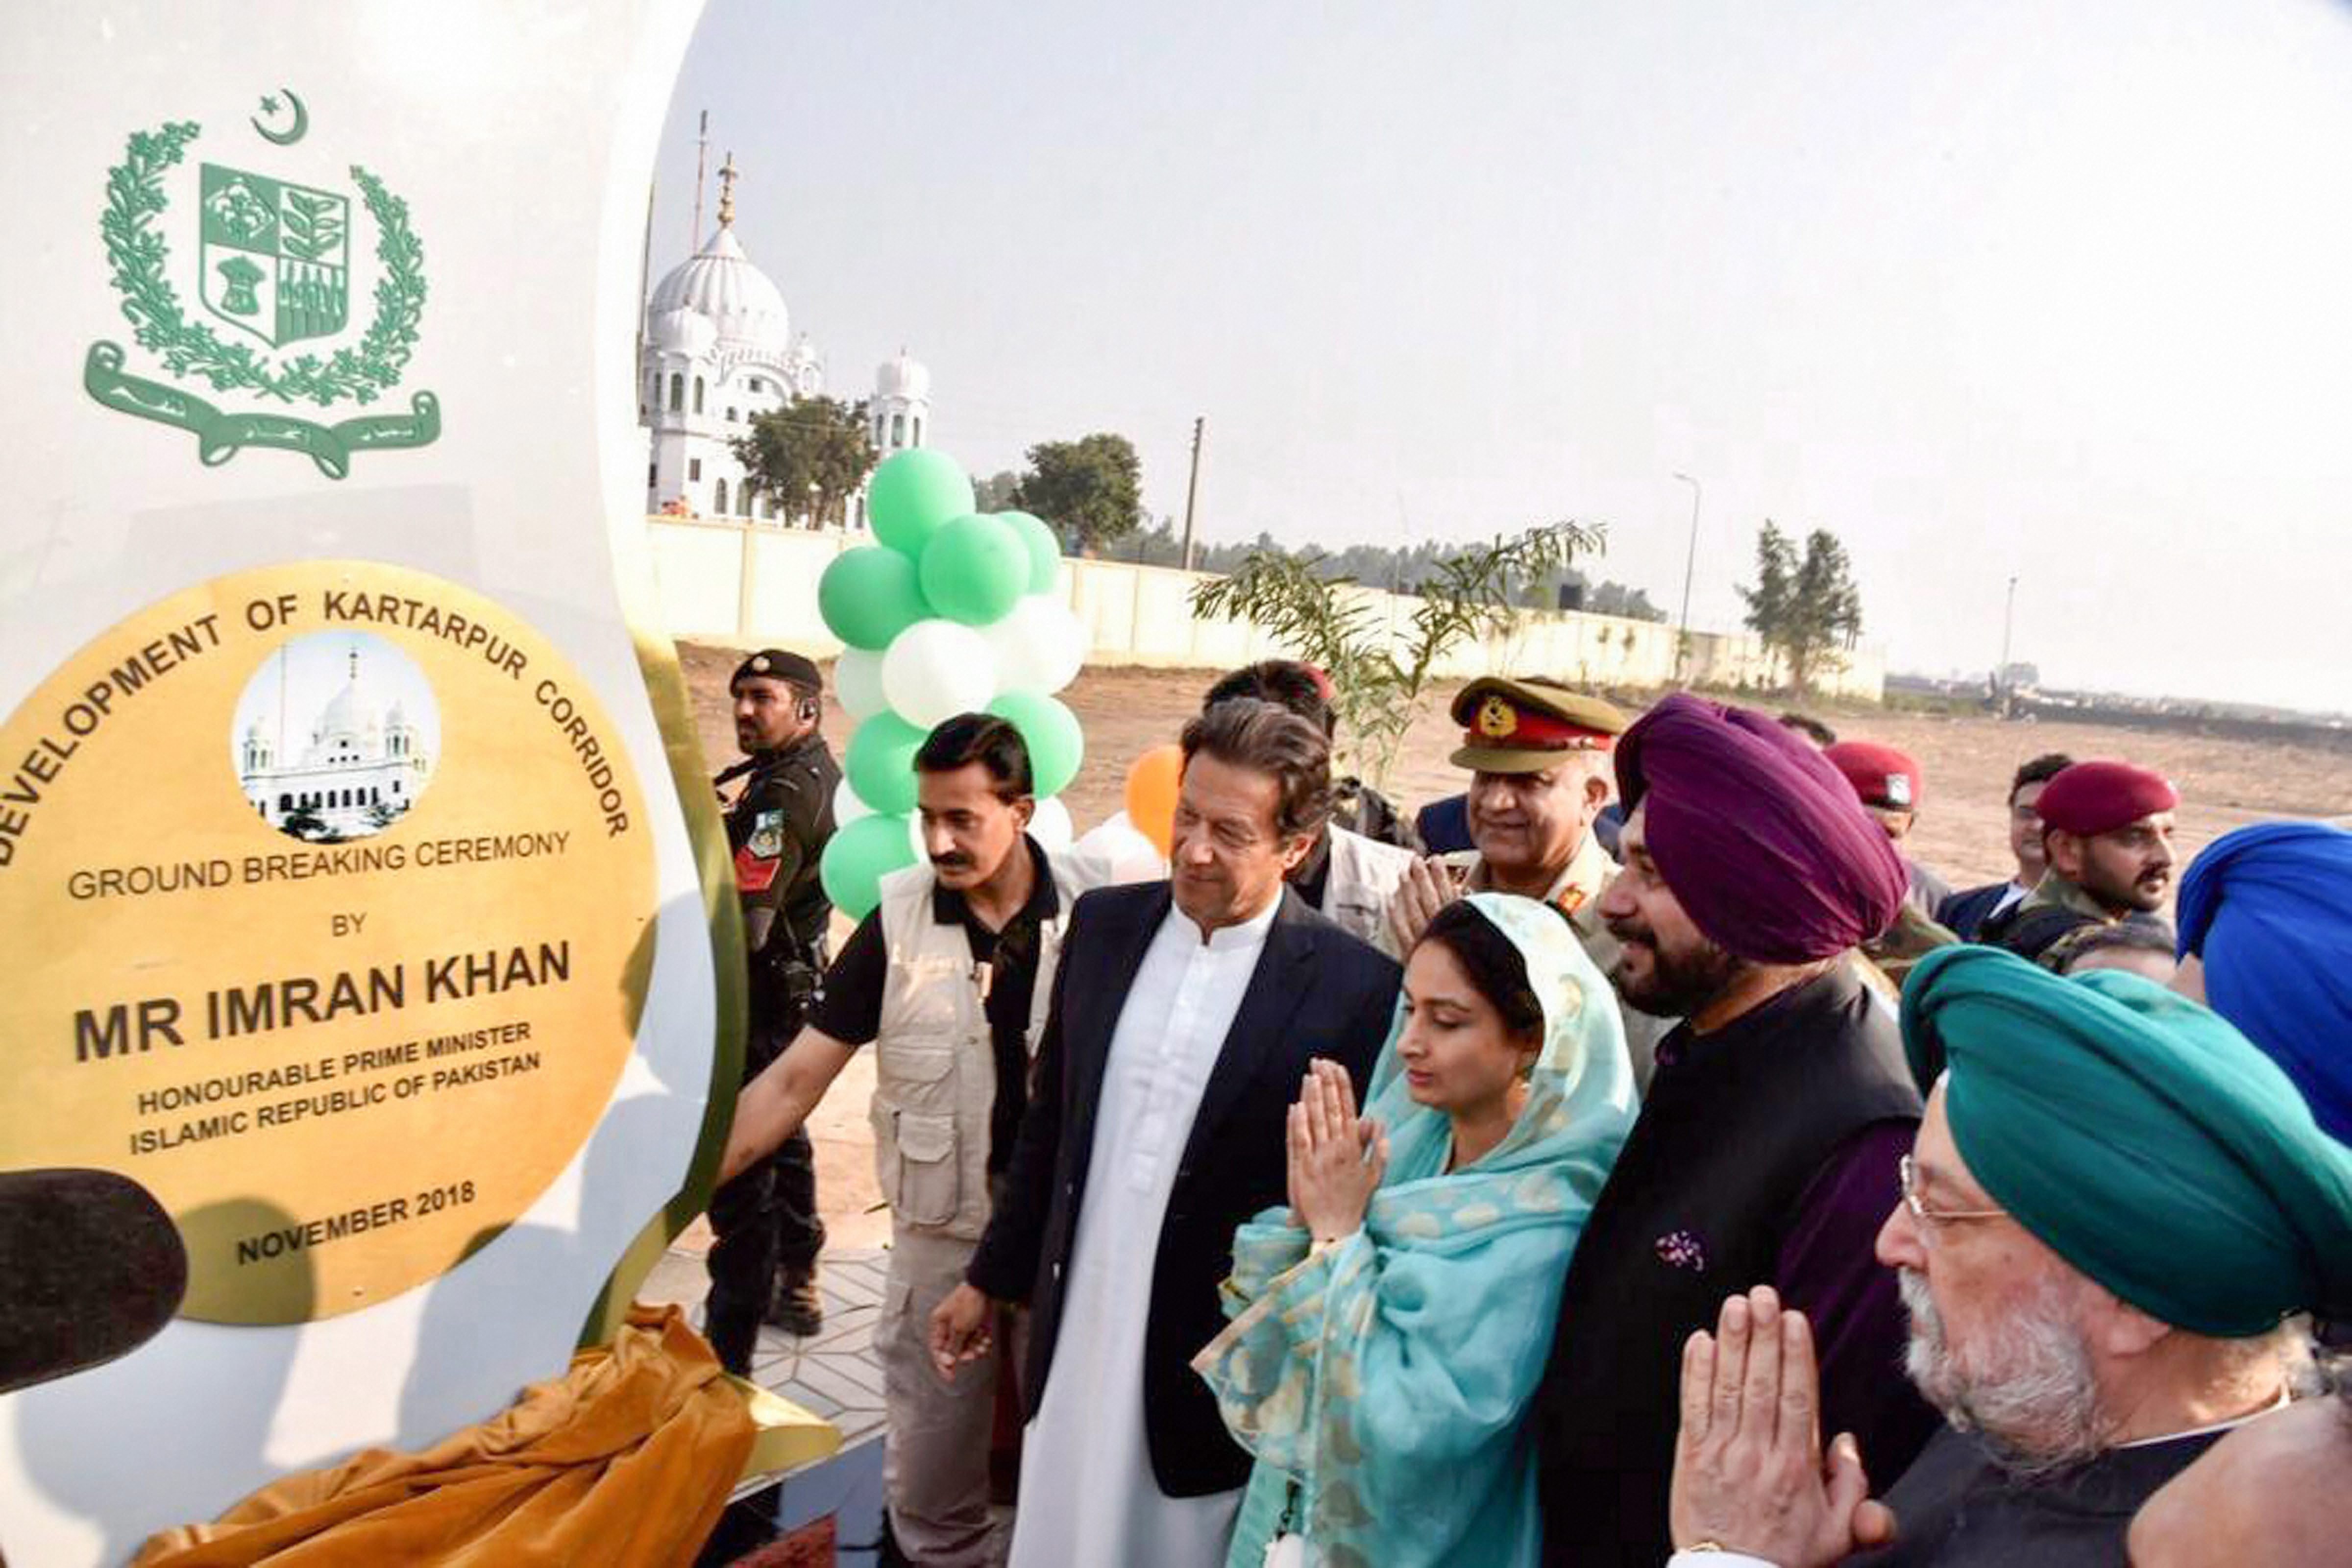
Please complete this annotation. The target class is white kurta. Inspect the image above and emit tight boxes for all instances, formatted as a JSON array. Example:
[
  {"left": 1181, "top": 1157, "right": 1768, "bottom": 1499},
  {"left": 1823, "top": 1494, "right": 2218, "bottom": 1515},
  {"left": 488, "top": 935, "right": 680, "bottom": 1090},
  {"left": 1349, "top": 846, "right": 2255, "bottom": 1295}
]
[{"left": 1007, "top": 894, "right": 1280, "bottom": 1568}]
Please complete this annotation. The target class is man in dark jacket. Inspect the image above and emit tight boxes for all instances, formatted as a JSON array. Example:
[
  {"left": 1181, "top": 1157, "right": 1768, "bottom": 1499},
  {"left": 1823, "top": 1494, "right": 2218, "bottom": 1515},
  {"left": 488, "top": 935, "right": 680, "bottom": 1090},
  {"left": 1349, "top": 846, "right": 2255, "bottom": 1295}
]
[
  {"left": 931, "top": 699, "right": 1399, "bottom": 1568},
  {"left": 1939, "top": 752, "right": 2071, "bottom": 941},
  {"left": 1534, "top": 694, "right": 1938, "bottom": 1567},
  {"left": 1663, "top": 945, "right": 2350, "bottom": 1568}
]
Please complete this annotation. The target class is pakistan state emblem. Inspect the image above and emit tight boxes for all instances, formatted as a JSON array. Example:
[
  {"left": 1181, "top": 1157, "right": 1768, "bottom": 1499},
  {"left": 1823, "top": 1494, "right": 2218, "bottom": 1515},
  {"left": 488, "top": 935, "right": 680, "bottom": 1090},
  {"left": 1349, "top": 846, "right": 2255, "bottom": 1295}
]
[{"left": 84, "top": 92, "right": 440, "bottom": 479}]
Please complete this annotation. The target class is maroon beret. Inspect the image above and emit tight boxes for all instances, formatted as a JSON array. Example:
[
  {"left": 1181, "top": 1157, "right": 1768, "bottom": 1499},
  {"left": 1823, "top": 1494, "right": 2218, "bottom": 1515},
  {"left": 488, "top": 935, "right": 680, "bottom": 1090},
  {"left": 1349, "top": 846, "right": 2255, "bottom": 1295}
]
[
  {"left": 2035, "top": 760, "right": 2179, "bottom": 837},
  {"left": 1824, "top": 740, "right": 1924, "bottom": 811},
  {"left": 1617, "top": 694, "right": 1908, "bottom": 963}
]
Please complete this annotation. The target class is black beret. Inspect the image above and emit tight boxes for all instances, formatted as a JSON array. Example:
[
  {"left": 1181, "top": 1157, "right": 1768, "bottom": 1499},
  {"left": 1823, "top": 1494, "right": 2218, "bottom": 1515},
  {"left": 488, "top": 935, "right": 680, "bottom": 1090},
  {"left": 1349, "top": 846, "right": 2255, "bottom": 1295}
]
[{"left": 731, "top": 649, "right": 822, "bottom": 692}]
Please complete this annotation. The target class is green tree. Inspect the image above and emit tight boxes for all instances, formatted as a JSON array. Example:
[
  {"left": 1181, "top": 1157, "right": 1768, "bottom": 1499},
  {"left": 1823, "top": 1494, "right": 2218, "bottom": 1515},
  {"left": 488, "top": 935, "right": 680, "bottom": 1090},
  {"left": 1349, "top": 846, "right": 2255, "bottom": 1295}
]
[
  {"left": 1013, "top": 433, "right": 1144, "bottom": 552},
  {"left": 973, "top": 470, "right": 1023, "bottom": 513},
  {"left": 1738, "top": 521, "right": 1864, "bottom": 696},
  {"left": 279, "top": 805, "right": 341, "bottom": 844},
  {"left": 1191, "top": 520, "right": 1607, "bottom": 787},
  {"left": 732, "top": 397, "right": 878, "bottom": 527}
]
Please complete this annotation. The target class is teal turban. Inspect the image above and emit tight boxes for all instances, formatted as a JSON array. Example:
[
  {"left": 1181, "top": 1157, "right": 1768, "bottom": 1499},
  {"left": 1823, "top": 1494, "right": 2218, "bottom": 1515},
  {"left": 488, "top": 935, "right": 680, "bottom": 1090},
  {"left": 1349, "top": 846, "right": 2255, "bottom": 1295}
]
[{"left": 1901, "top": 944, "right": 2352, "bottom": 1337}]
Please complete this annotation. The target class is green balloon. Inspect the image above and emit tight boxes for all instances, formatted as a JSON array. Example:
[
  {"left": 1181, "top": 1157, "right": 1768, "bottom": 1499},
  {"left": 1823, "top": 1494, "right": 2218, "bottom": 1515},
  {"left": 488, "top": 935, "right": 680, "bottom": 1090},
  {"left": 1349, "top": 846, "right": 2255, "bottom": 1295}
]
[
  {"left": 868, "top": 449, "right": 975, "bottom": 559},
  {"left": 920, "top": 513, "right": 1030, "bottom": 627},
  {"left": 844, "top": 711, "right": 928, "bottom": 816},
  {"left": 820, "top": 813, "right": 918, "bottom": 922},
  {"left": 999, "top": 510, "right": 1064, "bottom": 595},
  {"left": 987, "top": 690, "right": 1085, "bottom": 799},
  {"left": 819, "top": 547, "right": 930, "bottom": 651}
]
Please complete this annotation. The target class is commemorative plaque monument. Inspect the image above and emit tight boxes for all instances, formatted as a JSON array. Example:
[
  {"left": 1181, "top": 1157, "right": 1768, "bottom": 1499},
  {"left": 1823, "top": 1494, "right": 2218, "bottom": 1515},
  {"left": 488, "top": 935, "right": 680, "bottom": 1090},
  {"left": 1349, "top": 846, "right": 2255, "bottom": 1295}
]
[{"left": 0, "top": 3, "right": 746, "bottom": 1561}]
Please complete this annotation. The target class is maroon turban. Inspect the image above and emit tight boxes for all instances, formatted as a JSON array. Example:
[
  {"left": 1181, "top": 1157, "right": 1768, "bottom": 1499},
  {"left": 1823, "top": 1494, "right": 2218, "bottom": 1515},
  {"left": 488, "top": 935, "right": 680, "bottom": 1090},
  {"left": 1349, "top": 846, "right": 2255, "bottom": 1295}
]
[
  {"left": 2035, "top": 760, "right": 2178, "bottom": 837},
  {"left": 1824, "top": 740, "right": 1923, "bottom": 811},
  {"left": 1616, "top": 694, "right": 1908, "bottom": 962}
]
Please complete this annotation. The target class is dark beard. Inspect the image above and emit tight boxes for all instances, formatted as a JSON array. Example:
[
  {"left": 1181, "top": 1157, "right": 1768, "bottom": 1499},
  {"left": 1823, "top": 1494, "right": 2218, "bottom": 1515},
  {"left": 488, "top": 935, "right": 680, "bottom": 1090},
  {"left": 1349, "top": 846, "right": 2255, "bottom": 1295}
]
[{"left": 1611, "top": 926, "right": 1744, "bottom": 1017}]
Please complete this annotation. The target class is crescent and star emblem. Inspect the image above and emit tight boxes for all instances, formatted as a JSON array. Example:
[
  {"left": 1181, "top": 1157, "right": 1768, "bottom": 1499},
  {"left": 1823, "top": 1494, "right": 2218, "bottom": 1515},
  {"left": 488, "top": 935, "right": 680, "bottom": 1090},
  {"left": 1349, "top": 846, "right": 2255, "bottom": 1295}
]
[
  {"left": 1476, "top": 695, "right": 1517, "bottom": 739},
  {"left": 250, "top": 89, "right": 308, "bottom": 146}
]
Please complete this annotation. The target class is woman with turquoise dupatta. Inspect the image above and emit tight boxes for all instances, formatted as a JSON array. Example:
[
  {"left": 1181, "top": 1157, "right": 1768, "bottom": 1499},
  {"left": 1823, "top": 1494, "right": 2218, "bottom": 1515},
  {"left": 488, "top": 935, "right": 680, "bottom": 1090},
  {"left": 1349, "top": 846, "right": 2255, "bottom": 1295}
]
[{"left": 1194, "top": 893, "right": 1636, "bottom": 1568}]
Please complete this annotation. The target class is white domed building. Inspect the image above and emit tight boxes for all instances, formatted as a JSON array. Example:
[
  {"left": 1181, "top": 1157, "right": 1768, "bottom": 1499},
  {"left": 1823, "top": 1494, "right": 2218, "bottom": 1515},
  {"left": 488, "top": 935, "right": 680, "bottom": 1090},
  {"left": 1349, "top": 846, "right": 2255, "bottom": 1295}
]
[
  {"left": 239, "top": 649, "right": 431, "bottom": 839},
  {"left": 640, "top": 156, "right": 933, "bottom": 527}
]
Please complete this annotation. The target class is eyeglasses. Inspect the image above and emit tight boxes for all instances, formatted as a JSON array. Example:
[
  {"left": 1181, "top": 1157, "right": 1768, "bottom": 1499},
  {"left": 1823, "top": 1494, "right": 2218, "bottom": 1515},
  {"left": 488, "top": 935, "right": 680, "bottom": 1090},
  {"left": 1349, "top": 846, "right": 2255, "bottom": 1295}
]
[{"left": 1899, "top": 1154, "right": 2007, "bottom": 1233}]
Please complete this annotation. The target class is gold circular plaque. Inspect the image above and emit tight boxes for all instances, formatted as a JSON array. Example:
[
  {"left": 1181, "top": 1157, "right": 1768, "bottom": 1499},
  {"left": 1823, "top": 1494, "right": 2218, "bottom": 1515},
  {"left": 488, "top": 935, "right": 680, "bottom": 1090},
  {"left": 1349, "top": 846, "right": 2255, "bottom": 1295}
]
[{"left": 0, "top": 563, "right": 657, "bottom": 1323}]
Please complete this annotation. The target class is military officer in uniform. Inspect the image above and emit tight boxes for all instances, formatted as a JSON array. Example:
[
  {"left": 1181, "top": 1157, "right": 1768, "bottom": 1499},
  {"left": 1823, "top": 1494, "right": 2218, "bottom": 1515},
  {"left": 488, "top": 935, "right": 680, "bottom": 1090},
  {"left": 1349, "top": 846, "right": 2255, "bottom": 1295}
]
[
  {"left": 1387, "top": 675, "right": 1670, "bottom": 1086},
  {"left": 708, "top": 648, "right": 839, "bottom": 1373}
]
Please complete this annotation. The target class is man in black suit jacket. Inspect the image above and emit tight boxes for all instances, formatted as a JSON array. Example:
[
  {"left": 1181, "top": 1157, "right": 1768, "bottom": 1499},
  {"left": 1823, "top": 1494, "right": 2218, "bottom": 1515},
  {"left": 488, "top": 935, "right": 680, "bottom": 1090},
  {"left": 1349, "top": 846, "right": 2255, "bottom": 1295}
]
[
  {"left": 1939, "top": 751, "right": 2073, "bottom": 941},
  {"left": 931, "top": 700, "right": 1400, "bottom": 1567}
]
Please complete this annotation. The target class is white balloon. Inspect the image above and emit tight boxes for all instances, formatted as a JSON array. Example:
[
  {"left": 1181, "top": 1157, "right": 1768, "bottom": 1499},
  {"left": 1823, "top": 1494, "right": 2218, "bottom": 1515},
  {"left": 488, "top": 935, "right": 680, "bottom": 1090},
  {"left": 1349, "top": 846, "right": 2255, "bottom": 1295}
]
[
  {"left": 881, "top": 619, "right": 997, "bottom": 729},
  {"left": 833, "top": 646, "right": 888, "bottom": 721},
  {"left": 1070, "top": 808, "right": 1168, "bottom": 886},
  {"left": 832, "top": 776, "right": 873, "bottom": 827},
  {"left": 1027, "top": 795, "right": 1074, "bottom": 853},
  {"left": 985, "top": 595, "right": 1085, "bottom": 696}
]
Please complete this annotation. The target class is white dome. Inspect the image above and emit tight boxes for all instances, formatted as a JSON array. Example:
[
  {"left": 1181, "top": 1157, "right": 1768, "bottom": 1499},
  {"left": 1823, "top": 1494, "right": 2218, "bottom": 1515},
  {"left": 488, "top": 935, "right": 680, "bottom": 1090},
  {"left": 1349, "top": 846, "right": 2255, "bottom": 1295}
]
[
  {"left": 315, "top": 679, "right": 372, "bottom": 742},
  {"left": 876, "top": 349, "right": 930, "bottom": 401},
  {"left": 648, "top": 306, "right": 717, "bottom": 360},
  {"left": 648, "top": 227, "right": 790, "bottom": 354}
]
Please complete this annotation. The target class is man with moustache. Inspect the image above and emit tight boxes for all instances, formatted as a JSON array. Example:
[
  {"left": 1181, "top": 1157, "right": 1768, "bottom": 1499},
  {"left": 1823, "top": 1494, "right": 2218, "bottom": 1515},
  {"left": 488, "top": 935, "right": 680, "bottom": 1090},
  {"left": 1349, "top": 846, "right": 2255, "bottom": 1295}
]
[
  {"left": 1993, "top": 760, "right": 2179, "bottom": 969},
  {"left": 719, "top": 713, "right": 1082, "bottom": 1567},
  {"left": 1661, "top": 945, "right": 2352, "bottom": 1567},
  {"left": 1532, "top": 693, "right": 1937, "bottom": 1568},
  {"left": 1938, "top": 753, "right": 2071, "bottom": 941},
  {"left": 1387, "top": 675, "right": 1669, "bottom": 1085},
  {"left": 929, "top": 698, "right": 1399, "bottom": 1568},
  {"left": 707, "top": 649, "right": 837, "bottom": 1369}
]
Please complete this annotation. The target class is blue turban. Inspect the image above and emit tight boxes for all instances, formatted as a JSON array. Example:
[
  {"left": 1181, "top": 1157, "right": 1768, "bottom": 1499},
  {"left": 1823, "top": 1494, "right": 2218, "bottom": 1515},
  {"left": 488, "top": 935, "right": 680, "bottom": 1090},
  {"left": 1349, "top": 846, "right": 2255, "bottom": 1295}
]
[
  {"left": 2177, "top": 821, "right": 2352, "bottom": 1145},
  {"left": 1902, "top": 944, "right": 2352, "bottom": 1337}
]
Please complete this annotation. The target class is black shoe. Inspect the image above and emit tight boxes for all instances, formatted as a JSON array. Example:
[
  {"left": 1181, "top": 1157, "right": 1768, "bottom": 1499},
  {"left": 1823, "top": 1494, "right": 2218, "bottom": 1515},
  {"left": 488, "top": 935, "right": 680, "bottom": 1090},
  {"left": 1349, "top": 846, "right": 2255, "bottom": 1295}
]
[{"left": 765, "top": 1265, "right": 823, "bottom": 1336}]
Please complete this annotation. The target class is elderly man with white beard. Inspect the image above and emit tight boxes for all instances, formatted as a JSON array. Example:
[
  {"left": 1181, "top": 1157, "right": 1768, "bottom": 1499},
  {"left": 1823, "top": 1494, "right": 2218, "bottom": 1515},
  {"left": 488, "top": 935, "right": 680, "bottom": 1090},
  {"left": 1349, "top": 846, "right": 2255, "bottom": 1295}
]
[{"left": 1662, "top": 945, "right": 2352, "bottom": 1568}]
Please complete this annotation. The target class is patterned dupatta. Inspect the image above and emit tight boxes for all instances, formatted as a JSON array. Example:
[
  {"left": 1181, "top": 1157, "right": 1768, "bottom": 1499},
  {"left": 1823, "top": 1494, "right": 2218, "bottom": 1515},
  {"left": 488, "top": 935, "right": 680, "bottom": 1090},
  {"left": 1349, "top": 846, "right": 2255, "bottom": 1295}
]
[{"left": 1195, "top": 893, "right": 1637, "bottom": 1568}]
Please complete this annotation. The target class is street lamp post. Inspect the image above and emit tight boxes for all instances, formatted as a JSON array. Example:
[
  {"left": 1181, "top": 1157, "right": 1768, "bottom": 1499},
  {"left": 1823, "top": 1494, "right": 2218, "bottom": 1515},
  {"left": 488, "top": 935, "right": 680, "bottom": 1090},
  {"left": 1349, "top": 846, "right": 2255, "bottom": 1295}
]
[
  {"left": 1671, "top": 471, "right": 1702, "bottom": 685},
  {"left": 1997, "top": 574, "right": 2018, "bottom": 718}
]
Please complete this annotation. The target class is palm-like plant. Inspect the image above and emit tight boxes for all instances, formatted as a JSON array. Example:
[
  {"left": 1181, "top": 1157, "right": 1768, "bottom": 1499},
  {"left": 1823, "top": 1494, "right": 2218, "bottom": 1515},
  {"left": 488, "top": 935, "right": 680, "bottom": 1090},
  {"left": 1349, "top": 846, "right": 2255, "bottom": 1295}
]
[{"left": 1191, "top": 520, "right": 1606, "bottom": 788}]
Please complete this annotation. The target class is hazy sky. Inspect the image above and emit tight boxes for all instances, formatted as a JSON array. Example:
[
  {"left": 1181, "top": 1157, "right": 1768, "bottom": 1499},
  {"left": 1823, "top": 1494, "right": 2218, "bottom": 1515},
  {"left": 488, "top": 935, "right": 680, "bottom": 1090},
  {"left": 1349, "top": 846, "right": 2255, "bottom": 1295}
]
[{"left": 650, "top": 0, "right": 2352, "bottom": 711}]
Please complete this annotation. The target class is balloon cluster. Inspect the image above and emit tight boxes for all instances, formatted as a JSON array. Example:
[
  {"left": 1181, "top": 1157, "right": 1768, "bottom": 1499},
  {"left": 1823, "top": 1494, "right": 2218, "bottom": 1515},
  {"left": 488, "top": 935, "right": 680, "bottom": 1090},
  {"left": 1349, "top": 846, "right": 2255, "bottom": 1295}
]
[{"left": 816, "top": 449, "right": 1089, "bottom": 920}]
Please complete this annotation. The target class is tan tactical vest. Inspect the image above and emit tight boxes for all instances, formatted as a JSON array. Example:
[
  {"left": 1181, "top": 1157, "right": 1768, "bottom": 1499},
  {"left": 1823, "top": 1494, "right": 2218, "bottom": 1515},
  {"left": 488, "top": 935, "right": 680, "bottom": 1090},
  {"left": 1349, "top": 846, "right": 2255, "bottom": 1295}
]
[{"left": 870, "top": 851, "right": 1081, "bottom": 1241}]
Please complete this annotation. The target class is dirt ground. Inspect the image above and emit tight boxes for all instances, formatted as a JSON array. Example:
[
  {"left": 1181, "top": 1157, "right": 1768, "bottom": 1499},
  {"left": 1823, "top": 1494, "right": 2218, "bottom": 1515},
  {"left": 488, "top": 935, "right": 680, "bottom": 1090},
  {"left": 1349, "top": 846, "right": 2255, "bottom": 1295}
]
[{"left": 677, "top": 641, "right": 2352, "bottom": 1249}]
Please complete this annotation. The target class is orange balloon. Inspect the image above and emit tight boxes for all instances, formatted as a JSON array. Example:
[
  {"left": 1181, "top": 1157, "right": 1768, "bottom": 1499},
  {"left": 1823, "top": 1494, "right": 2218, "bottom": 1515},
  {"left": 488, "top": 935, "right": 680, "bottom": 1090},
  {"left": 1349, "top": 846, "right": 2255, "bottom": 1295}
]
[{"left": 1123, "top": 744, "right": 1184, "bottom": 858}]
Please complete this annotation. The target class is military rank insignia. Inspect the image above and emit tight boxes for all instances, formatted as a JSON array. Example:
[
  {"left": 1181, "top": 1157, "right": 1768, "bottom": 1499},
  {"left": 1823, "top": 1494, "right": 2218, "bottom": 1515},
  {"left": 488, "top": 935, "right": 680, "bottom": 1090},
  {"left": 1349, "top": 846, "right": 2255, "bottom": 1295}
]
[
  {"left": 746, "top": 809, "right": 785, "bottom": 861},
  {"left": 1476, "top": 695, "right": 1517, "bottom": 739},
  {"left": 734, "top": 809, "right": 785, "bottom": 893}
]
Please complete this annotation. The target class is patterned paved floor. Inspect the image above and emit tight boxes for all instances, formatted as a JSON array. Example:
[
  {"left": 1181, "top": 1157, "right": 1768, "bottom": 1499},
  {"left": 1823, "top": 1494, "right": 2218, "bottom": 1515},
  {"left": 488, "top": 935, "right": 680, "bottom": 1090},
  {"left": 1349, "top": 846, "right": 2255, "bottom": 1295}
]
[{"left": 637, "top": 1244, "right": 890, "bottom": 1452}]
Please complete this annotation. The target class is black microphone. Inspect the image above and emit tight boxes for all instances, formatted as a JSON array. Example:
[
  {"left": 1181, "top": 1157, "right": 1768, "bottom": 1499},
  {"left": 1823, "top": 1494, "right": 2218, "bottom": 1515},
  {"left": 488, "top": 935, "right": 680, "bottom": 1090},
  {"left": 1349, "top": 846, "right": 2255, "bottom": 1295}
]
[{"left": 0, "top": 1168, "right": 188, "bottom": 1395}]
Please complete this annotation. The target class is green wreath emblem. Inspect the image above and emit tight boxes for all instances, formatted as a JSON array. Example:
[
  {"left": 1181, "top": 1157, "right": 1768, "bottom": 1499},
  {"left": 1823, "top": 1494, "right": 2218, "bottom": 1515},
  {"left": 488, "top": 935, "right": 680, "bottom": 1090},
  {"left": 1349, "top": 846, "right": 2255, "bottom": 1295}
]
[{"left": 100, "top": 120, "right": 427, "bottom": 408}]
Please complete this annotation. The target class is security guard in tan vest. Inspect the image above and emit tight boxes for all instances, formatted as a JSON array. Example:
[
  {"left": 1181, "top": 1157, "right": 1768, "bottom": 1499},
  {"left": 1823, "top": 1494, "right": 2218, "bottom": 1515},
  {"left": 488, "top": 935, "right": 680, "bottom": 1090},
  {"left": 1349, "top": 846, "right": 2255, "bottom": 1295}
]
[
  {"left": 719, "top": 713, "right": 1082, "bottom": 1567},
  {"left": 1389, "top": 675, "right": 1670, "bottom": 1087}
]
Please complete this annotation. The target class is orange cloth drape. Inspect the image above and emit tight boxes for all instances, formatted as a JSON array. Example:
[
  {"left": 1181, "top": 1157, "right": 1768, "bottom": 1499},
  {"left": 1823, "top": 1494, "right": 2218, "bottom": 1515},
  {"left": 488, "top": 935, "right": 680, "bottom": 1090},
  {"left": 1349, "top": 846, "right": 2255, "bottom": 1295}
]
[{"left": 134, "top": 1304, "right": 755, "bottom": 1568}]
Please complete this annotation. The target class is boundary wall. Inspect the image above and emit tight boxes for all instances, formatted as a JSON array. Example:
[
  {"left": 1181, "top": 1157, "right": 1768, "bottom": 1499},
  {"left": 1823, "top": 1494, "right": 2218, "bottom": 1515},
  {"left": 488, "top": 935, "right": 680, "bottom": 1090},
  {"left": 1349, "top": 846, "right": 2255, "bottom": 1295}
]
[{"left": 644, "top": 517, "right": 1886, "bottom": 701}]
